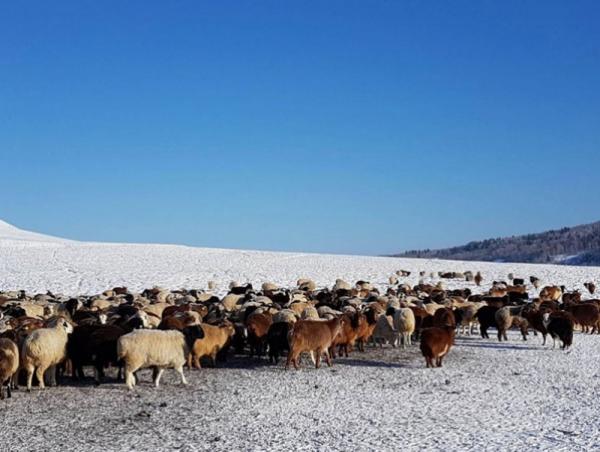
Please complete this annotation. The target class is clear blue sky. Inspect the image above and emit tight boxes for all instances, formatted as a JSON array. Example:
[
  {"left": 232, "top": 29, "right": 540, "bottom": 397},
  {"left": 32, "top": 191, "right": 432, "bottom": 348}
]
[{"left": 1, "top": 1, "right": 599, "bottom": 255}]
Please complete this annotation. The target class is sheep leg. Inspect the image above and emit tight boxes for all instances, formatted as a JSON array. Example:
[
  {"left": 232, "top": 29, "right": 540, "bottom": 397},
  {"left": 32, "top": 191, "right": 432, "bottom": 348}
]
[
  {"left": 291, "top": 352, "right": 301, "bottom": 370},
  {"left": 153, "top": 368, "right": 165, "bottom": 388},
  {"left": 314, "top": 349, "right": 321, "bottom": 369},
  {"left": 0, "top": 384, "right": 3, "bottom": 400},
  {"left": 47, "top": 365, "right": 58, "bottom": 387},
  {"left": 324, "top": 349, "right": 332, "bottom": 367},
  {"left": 6, "top": 382, "right": 11, "bottom": 398},
  {"left": 35, "top": 366, "right": 46, "bottom": 389},
  {"left": 329, "top": 346, "right": 336, "bottom": 359},
  {"left": 125, "top": 366, "right": 136, "bottom": 390},
  {"left": 176, "top": 365, "right": 188, "bottom": 385}
]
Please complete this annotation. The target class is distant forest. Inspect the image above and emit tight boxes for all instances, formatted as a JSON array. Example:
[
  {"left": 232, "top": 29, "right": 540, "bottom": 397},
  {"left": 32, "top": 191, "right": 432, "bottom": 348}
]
[{"left": 394, "top": 221, "right": 600, "bottom": 266}]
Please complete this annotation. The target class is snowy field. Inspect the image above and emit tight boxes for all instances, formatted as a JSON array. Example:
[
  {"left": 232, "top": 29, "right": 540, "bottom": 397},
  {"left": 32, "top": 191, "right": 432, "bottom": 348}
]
[
  {"left": 1, "top": 220, "right": 599, "bottom": 297},
  {"left": 1, "top": 220, "right": 600, "bottom": 451}
]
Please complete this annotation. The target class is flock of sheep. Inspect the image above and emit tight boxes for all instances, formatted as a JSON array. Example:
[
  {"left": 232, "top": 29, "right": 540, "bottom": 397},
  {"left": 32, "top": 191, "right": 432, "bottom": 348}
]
[{"left": 0, "top": 269, "right": 596, "bottom": 398}]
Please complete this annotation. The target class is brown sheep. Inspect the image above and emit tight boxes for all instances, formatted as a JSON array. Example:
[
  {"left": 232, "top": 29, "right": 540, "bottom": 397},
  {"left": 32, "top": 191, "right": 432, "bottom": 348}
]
[
  {"left": 432, "top": 308, "right": 456, "bottom": 329},
  {"left": 159, "top": 312, "right": 200, "bottom": 331},
  {"left": 420, "top": 326, "right": 455, "bottom": 368},
  {"left": 355, "top": 308, "right": 379, "bottom": 351},
  {"left": 511, "top": 316, "right": 529, "bottom": 341},
  {"left": 286, "top": 318, "right": 343, "bottom": 370},
  {"left": 562, "top": 291, "right": 582, "bottom": 305},
  {"left": 188, "top": 323, "right": 235, "bottom": 368},
  {"left": 584, "top": 282, "right": 596, "bottom": 295},
  {"left": 245, "top": 312, "right": 272, "bottom": 357},
  {"left": 543, "top": 311, "right": 575, "bottom": 349},
  {"left": 409, "top": 306, "right": 431, "bottom": 340},
  {"left": 521, "top": 305, "right": 549, "bottom": 345},
  {"left": 0, "top": 338, "right": 19, "bottom": 399},
  {"left": 540, "top": 286, "right": 562, "bottom": 302},
  {"left": 329, "top": 313, "right": 360, "bottom": 358},
  {"left": 564, "top": 303, "right": 600, "bottom": 334}
]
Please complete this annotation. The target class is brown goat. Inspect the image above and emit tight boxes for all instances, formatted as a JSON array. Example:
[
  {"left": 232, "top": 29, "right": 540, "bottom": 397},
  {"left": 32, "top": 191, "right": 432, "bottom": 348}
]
[
  {"left": 188, "top": 323, "right": 235, "bottom": 368},
  {"left": 420, "top": 326, "right": 455, "bottom": 368},
  {"left": 286, "top": 318, "right": 342, "bottom": 370}
]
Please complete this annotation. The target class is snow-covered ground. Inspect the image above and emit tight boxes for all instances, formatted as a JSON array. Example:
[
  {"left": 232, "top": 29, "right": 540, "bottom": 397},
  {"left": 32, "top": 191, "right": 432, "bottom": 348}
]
[
  {"left": 1, "top": 220, "right": 599, "bottom": 296},
  {"left": 1, "top": 219, "right": 600, "bottom": 451}
]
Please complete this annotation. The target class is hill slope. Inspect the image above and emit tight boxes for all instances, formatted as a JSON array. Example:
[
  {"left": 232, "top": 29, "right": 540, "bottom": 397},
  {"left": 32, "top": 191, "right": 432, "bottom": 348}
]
[
  {"left": 395, "top": 221, "right": 600, "bottom": 265},
  {"left": 0, "top": 219, "right": 71, "bottom": 244},
  {"left": 1, "top": 218, "right": 599, "bottom": 295}
]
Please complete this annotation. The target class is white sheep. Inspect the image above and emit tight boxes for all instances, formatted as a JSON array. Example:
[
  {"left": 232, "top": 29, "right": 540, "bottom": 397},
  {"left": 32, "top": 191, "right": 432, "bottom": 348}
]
[
  {"left": 21, "top": 317, "right": 74, "bottom": 390},
  {"left": 392, "top": 308, "right": 416, "bottom": 348},
  {"left": 495, "top": 306, "right": 524, "bottom": 341},
  {"left": 317, "top": 305, "right": 342, "bottom": 319},
  {"left": 333, "top": 279, "right": 352, "bottom": 291},
  {"left": 300, "top": 306, "right": 319, "bottom": 320},
  {"left": 372, "top": 315, "right": 397, "bottom": 347},
  {"left": 144, "top": 302, "right": 170, "bottom": 319},
  {"left": 262, "top": 282, "right": 278, "bottom": 292},
  {"left": 20, "top": 303, "right": 45, "bottom": 319},
  {"left": 272, "top": 309, "right": 298, "bottom": 324},
  {"left": 222, "top": 294, "right": 243, "bottom": 312},
  {"left": 297, "top": 278, "right": 316, "bottom": 291},
  {"left": 117, "top": 326, "right": 204, "bottom": 390},
  {"left": 456, "top": 302, "right": 485, "bottom": 336},
  {"left": 424, "top": 302, "right": 444, "bottom": 316}
]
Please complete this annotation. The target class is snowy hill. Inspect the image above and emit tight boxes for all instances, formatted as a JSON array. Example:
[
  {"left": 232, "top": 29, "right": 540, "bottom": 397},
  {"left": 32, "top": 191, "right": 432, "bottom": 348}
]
[
  {"left": 1, "top": 219, "right": 599, "bottom": 295},
  {"left": 0, "top": 219, "right": 71, "bottom": 244}
]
